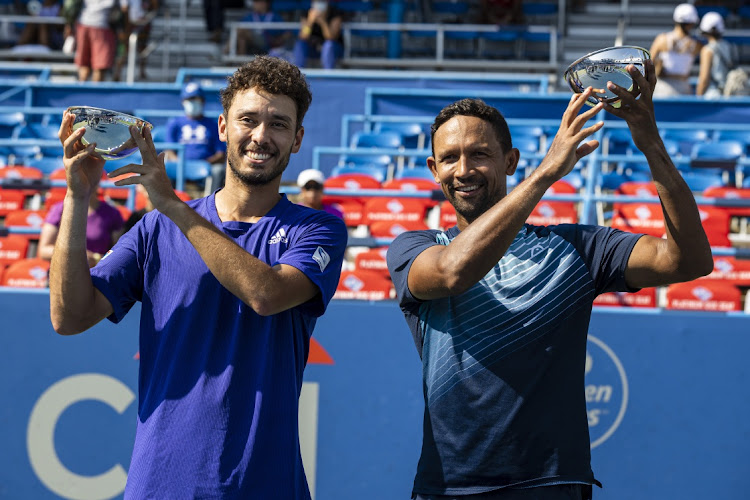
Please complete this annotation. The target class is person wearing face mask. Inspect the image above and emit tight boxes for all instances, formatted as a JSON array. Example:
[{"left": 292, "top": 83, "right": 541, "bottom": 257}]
[
  {"left": 649, "top": 3, "right": 703, "bottom": 97},
  {"left": 293, "top": 0, "right": 344, "bottom": 69},
  {"left": 165, "top": 82, "right": 227, "bottom": 190}
]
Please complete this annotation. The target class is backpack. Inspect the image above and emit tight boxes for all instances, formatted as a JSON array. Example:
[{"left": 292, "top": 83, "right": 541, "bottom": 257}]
[{"left": 724, "top": 67, "right": 750, "bottom": 97}]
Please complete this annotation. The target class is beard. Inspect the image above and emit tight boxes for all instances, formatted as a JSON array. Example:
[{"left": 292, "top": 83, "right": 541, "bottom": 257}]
[
  {"left": 226, "top": 136, "right": 293, "bottom": 187},
  {"left": 444, "top": 183, "right": 502, "bottom": 224}
]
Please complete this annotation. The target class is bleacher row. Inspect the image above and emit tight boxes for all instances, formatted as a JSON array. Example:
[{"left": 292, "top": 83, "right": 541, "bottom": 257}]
[{"left": 2, "top": 96, "right": 750, "bottom": 312}]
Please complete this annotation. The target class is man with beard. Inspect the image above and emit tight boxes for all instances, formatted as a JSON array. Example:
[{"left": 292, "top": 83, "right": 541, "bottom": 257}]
[
  {"left": 48, "top": 56, "right": 347, "bottom": 499},
  {"left": 386, "top": 62, "right": 712, "bottom": 500}
]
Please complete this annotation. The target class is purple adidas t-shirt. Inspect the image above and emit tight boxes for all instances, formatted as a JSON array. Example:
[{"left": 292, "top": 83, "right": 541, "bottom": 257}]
[
  {"left": 46, "top": 200, "right": 124, "bottom": 254},
  {"left": 90, "top": 194, "right": 347, "bottom": 499}
]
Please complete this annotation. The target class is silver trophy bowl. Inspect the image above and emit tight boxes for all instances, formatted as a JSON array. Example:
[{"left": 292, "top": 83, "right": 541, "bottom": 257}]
[
  {"left": 66, "top": 106, "right": 153, "bottom": 160},
  {"left": 564, "top": 46, "right": 651, "bottom": 107}
]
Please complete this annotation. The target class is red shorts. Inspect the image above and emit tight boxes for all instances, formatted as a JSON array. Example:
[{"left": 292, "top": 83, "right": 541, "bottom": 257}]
[{"left": 75, "top": 24, "right": 116, "bottom": 70}]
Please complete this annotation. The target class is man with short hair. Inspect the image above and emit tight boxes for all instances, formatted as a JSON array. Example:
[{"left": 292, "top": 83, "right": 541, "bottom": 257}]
[
  {"left": 50, "top": 56, "right": 347, "bottom": 498},
  {"left": 387, "top": 61, "right": 713, "bottom": 499}
]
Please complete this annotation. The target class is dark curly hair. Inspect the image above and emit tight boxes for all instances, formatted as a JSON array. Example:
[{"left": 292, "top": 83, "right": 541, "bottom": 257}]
[
  {"left": 430, "top": 98, "right": 513, "bottom": 156},
  {"left": 220, "top": 56, "right": 312, "bottom": 130}
]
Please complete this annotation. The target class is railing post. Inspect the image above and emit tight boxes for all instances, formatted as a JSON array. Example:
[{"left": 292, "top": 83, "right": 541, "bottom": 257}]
[
  {"left": 126, "top": 32, "right": 138, "bottom": 84},
  {"left": 387, "top": 0, "right": 404, "bottom": 59}
]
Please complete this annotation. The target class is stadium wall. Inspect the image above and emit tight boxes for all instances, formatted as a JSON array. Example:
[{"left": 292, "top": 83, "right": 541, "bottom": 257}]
[{"left": 2, "top": 289, "right": 749, "bottom": 499}]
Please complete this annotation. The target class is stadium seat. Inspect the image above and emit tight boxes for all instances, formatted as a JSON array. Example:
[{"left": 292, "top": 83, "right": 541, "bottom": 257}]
[
  {"left": 335, "top": 156, "right": 391, "bottom": 182},
  {"left": 363, "top": 197, "right": 431, "bottom": 226},
  {"left": 703, "top": 186, "right": 750, "bottom": 218},
  {"left": 13, "top": 123, "right": 61, "bottom": 157},
  {"left": 439, "top": 200, "right": 456, "bottom": 229},
  {"left": 666, "top": 281, "right": 741, "bottom": 312},
  {"left": 353, "top": 247, "right": 390, "bottom": 278},
  {"left": 593, "top": 287, "right": 657, "bottom": 308},
  {"left": 396, "top": 166, "right": 434, "bottom": 181},
  {"left": 0, "top": 165, "right": 45, "bottom": 197},
  {"left": 323, "top": 198, "right": 364, "bottom": 227},
  {"left": 704, "top": 256, "right": 750, "bottom": 287},
  {"left": 527, "top": 201, "right": 578, "bottom": 225},
  {"left": 350, "top": 131, "right": 403, "bottom": 150},
  {"left": 0, "top": 189, "right": 26, "bottom": 217},
  {"left": 697, "top": 206, "right": 731, "bottom": 247},
  {"left": 382, "top": 177, "right": 438, "bottom": 193},
  {"left": 597, "top": 172, "right": 628, "bottom": 192},
  {"left": 4, "top": 209, "right": 48, "bottom": 238},
  {"left": 325, "top": 173, "right": 382, "bottom": 191},
  {"left": 0, "top": 112, "right": 25, "bottom": 139},
  {"left": 602, "top": 128, "right": 636, "bottom": 155},
  {"left": 1, "top": 257, "right": 49, "bottom": 288},
  {"left": 662, "top": 128, "right": 710, "bottom": 156},
  {"left": 373, "top": 122, "right": 426, "bottom": 149},
  {"left": 616, "top": 181, "right": 657, "bottom": 197},
  {"left": 690, "top": 141, "right": 743, "bottom": 170},
  {"left": 610, "top": 203, "right": 664, "bottom": 238},
  {"left": 480, "top": 29, "right": 522, "bottom": 60},
  {"left": 43, "top": 190, "right": 66, "bottom": 210},
  {"left": 715, "top": 129, "right": 750, "bottom": 155},
  {"left": 0, "top": 234, "right": 29, "bottom": 267},
  {"left": 444, "top": 30, "right": 480, "bottom": 59},
  {"left": 164, "top": 159, "right": 211, "bottom": 183},
  {"left": 681, "top": 171, "right": 725, "bottom": 193},
  {"left": 26, "top": 157, "right": 63, "bottom": 175},
  {"left": 334, "top": 270, "right": 394, "bottom": 300},
  {"left": 369, "top": 219, "right": 429, "bottom": 238}
]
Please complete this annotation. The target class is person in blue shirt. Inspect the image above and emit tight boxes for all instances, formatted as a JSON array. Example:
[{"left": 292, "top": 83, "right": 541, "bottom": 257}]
[
  {"left": 49, "top": 55, "right": 348, "bottom": 499},
  {"left": 387, "top": 61, "right": 713, "bottom": 499},
  {"left": 165, "top": 82, "right": 227, "bottom": 191}
]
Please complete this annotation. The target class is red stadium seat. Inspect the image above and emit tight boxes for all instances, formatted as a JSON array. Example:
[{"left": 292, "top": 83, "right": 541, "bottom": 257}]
[
  {"left": 1, "top": 257, "right": 49, "bottom": 288},
  {"left": 615, "top": 181, "right": 658, "bottom": 197},
  {"left": 322, "top": 197, "right": 364, "bottom": 227},
  {"left": 0, "top": 189, "right": 26, "bottom": 216},
  {"left": 334, "top": 269, "right": 394, "bottom": 300},
  {"left": 593, "top": 287, "right": 657, "bottom": 308},
  {"left": 548, "top": 179, "right": 577, "bottom": 194},
  {"left": 324, "top": 173, "right": 382, "bottom": 191},
  {"left": 666, "top": 281, "right": 741, "bottom": 312},
  {"left": 382, "top": 178, "right": 438, "bottom": 192},
  {"left": 4, "top": 209, "right": 47, "bottom": 236},
  {"left": 354, "top": 247, "right": 390, "bottom": 278},
  {"left": 369, "top": 220, "right": 429, "bottom": 238},
  {"left": 527, "top": 201, "right": 578, "bottom": 225},
  {"left": 0, "top": 166, "right": 44, "bottom": 197},
  {"left": 703, "top": 186, "right": 750, "bottom": 218},
  {"left": 363, "top": 197, "right": 430, "bottom": 225},
  {"left": 697, "top": 206, "right": 731, "bottom": 247},
  {"left": 703, "top": 256, "right": 750, "bottom": 286},
  {"left": 43, "top": 190, "right": 66, "bottom": 210},
  {"left": 439, "top": 201, "right": 456, "bottom": 229},
  {"left": 0, "top": 234, "right": 29, "bottom": 267},
  {"left": 611, "top": 203, "right": 665, "bottom": 238}
]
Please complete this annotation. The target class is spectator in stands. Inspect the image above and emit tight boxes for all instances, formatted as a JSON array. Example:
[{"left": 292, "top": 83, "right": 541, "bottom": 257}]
[
  {"left": 387, "top": 61, "right": 713, "bottom": 500},
  {"left": 235, "top": 0, "right": 292, "bottom": 60},
  {"left": 650, "top": 3, "right": 703, "bottom": 97},
  {"left": 477, "top": 0, "right": 524, "bottom": 26},
  {"left": 49, "top": 55, "right": 347, "bottom": 498},
  {"left": 38, "top": 190, "right": 124, "bottom": 267},
  {"left": 113, "top": 0, "right": 159, "bottom": 81},
  {"left": 164, "top": 82, "right": 227, "bottom": 190},
  {"left": 15, "top": 0, "right": 64, "bottom": 50},
  {"left": 71, "top": 0, "right": 129, "bottom": 81},
  {"left": 696, "top": 11, "right": 737, "bottom": 98},
  {"left": 293, "top": 1, "right": 344, "bottom": 69},
  {"left": 295, "top": 168, "right": 343, "bottom": 219}
]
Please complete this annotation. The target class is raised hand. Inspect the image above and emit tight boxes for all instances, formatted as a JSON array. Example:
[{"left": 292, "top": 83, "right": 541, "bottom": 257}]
[
  {"left": 107, "top": 125, "right": 182, "bottom": 214},
  {"left": 58, "top": 111, "right": 106, "bottom": 199},
  {"left": 537, "top": 87, "right": 604, "bottom": 181},
  {"left": 602, "top": 59, "right": 659, "bottom": 153}
]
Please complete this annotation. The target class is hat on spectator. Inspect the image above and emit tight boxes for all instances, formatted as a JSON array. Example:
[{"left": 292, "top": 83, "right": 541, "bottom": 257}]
[
  {"left": 297, "top": 169, "right": 326, "bottom": 187},
  {"left": 180, "top": 82, "right": 204, "bottom": 101},
  {"left": 700, "top": 11, "right": 725, "bottom": 34},
  {"left": 673, "top": 3, "right": 699, "bottom": 24}
]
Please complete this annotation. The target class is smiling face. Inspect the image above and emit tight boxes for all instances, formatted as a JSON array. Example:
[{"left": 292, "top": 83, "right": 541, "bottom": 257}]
[
  {"left": 218, "top": 87, "right": 304, "bottom": 187},
  {"left": 428, "top": 115, "right": 519, "bottom": 229}
]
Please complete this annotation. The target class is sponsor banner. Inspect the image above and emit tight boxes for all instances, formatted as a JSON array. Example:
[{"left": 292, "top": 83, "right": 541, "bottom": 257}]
[{"left": 2, "top": 292, "right": 750, "bottom": 499}]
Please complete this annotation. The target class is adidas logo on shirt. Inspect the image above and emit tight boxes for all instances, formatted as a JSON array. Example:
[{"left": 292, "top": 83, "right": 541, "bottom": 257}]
[{"left": 268, "top": 228, "right": 289, "bottom": 245}]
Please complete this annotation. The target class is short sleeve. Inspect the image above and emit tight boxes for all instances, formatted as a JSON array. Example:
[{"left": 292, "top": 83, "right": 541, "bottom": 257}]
[
  {"left": 90, "top": 215, "right": 149, "bottom": 323},
  {"left": 44, "top": 201, "right": 64, "bottom": 227},
  {"left": 386, "top": 229, "right": 441, "bottom": 308},
  {"left": 552, "top": 224, "right": 643, "bottom": 295},
  {"left": 278, "top": 214, "right": 348, "bottom": 317}
]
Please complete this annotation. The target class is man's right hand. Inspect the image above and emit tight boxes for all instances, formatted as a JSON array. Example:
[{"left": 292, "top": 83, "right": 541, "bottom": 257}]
[
  {"left": 535, "top": 87, "right": 604, "bottom": 183},
  {"left": 58, "top": 111, "right": 106, "bottom": 199}
]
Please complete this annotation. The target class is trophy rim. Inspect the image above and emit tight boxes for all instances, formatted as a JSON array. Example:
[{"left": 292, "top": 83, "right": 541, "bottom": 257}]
[
  {"left": 64, "top": 105, "right": 154, "bottom": 130},
  {"left": 564, "top": 45, "right": 651, "bottom": 79}
]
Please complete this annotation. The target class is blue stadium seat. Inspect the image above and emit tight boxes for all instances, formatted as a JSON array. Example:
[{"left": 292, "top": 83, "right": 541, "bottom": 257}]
[
  {"left": 26, "top": 157, "right": 63, "bottom": 175},
  {"left": 164, "top": 159, "right": 211, "bottom": 184},
  {"left": 331, "top": 163, "right": 387, "bottom": 183},
  {"left": 680, "top": 171, "right": 725, "bottom": 193},
  {"left": 13, "top": 123, "right": 61, "bottom": 157},
  {"left": 340, "top": 153, "right": 392, "bottom": 170},
  {"left": 690, "top": 140, "right": 743, "bottom": 170},
  {"left": 0, "top": 112, "right": 24, "bottom": 139},
  {"left": 480, "top": 29, "right": 522, "bottom": 59},
  {"left": 715, "top": 130, "right": 750, "bottom": 155},
  {"left": 351, "top": 131, "right": 403, "bottom": 149},
  {"left": 373, "top": 122, "right": 426, "bottom": 150},
  {"left": 663, "top": 129, "right": 710, "bottom": 156},
  {"left": 597, "top": 172, "right": 628, "bottom": 192},
  {"left": 395, "top": 166, "right": 434, "bottom": 181}
]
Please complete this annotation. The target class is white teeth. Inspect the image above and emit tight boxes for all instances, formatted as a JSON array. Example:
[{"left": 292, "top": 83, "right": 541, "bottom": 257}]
[
  {"left": 455, "top": 185, "right": 479, "bottom": 192},
  {"left": 247, "top": 152, "right": 271, "bottom": 160}
]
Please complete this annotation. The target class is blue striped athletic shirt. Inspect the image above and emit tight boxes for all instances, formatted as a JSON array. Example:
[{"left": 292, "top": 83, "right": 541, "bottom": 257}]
[{"left": 387, "top": 223, "right": 642, "bottom": 496}]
